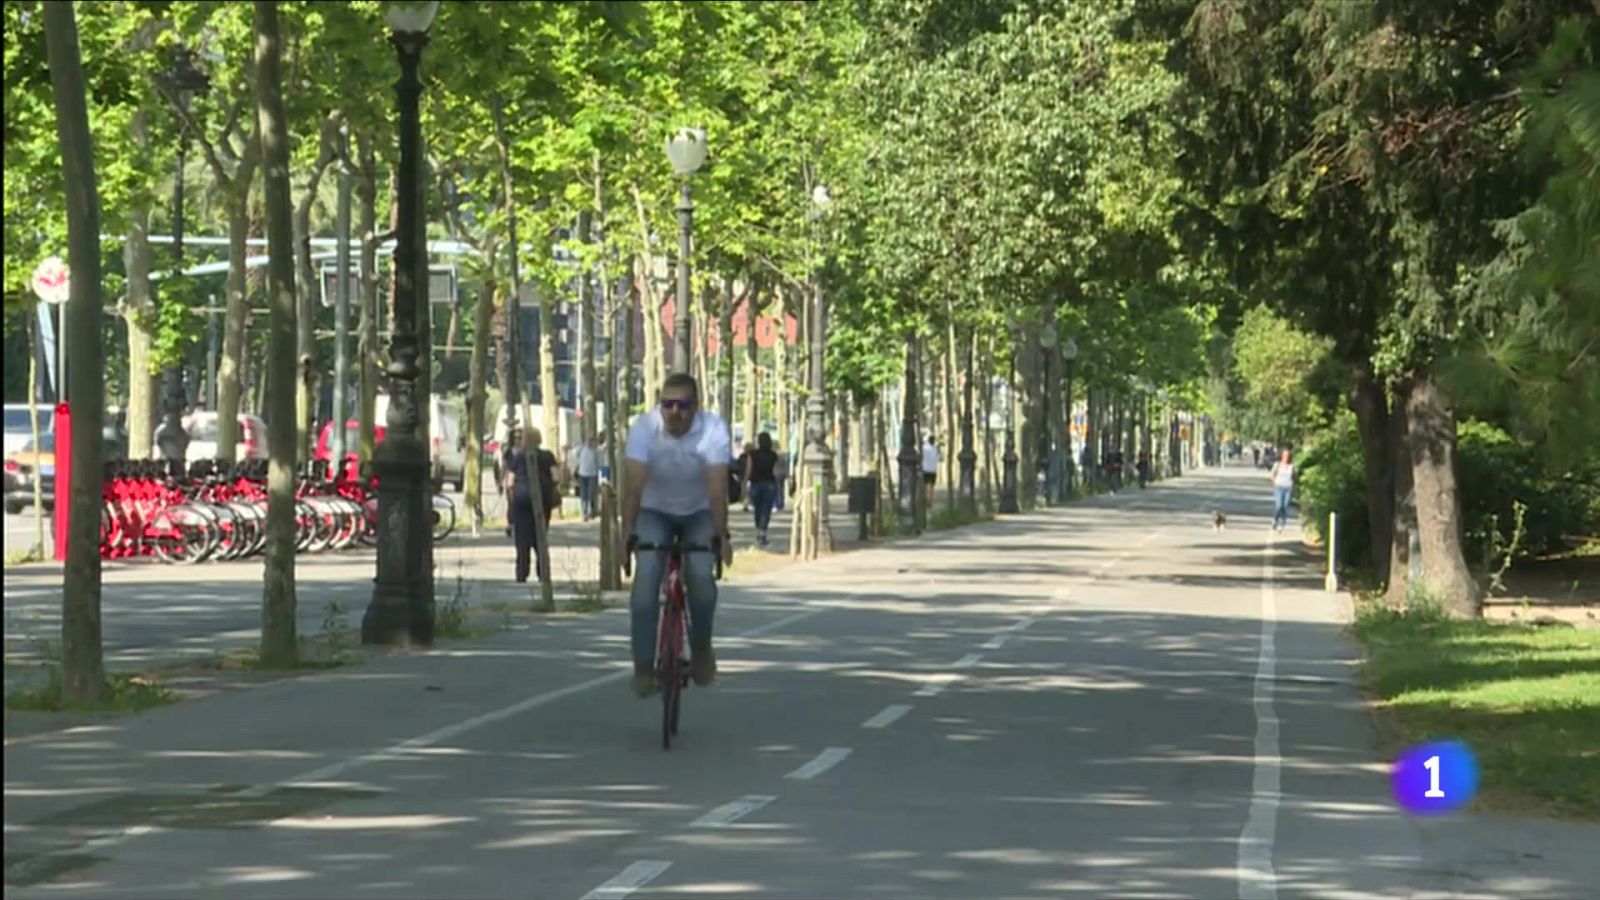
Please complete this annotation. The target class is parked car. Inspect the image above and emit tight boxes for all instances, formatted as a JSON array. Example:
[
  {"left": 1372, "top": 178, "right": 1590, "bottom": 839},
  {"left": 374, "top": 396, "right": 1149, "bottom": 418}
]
[
  {"left": 4, "top": 403, "right": 53, "bottom": 458},
  {"left": 152, "top": 412, "right": 269, "bottom": 462},
  {"left": 315, "top": 419, "right": 386, "bottom": 481},
  {"left": 4, "top": 432, "right": 55, "bottom": 514}
]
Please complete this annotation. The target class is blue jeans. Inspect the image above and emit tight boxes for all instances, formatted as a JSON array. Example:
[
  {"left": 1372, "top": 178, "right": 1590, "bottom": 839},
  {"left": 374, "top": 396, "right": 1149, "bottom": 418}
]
[
  {"left": 1273, "top": 486, "right": 1293, "bottom": 528},
  {"left": 749, "top": 480, "right": 778, "bottom": 532},
  {"left": 629, "top": 508, "right": 718, "bottom": 668},
  {"left": 578, "top": 475, "right": 598, "bottom": 518}
]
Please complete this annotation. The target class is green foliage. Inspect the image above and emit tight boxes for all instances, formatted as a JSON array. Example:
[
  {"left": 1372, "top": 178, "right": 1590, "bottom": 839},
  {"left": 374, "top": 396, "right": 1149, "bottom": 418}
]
[
  {"left": 1229, "top": 305, "right": 1334, "bottom": 443},
  {"left": 1302, "top": 412, "right": 1596, "bottom": 573},
  {"left": 1297, "top": 410, "right": 1373, "bottom": 571}
]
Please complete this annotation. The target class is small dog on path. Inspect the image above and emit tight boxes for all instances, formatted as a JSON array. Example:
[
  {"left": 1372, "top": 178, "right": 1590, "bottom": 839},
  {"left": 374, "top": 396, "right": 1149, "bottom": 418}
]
[{"left": 1212, "top": 510, "right": 1228, "bottom": 531}]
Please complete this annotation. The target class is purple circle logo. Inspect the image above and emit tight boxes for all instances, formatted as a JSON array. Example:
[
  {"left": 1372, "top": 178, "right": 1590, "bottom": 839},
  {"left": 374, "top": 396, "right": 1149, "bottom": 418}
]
[{"left": 1390, "top": 740, "right": 1479, "bottom": 815}]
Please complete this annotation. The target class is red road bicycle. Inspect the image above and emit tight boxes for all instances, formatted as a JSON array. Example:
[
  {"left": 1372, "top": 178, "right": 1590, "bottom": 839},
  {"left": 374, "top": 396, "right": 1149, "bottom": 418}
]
[{"left": 625, "top": 534, "right": 724, "bottom": 750}]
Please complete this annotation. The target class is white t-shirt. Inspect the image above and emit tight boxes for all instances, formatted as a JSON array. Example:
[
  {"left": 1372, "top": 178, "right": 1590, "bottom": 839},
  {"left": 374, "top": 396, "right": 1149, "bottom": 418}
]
[
  {"left": 576, "top": 444, "right": 601, "bottom": 477},
  {"left": 922, "top": 442, "right": 940, "bottom": 474},
  {"left": 626, "top": 408, "right": 731, "bottom": 515},
  {"left": 1271, "top": 462, "right": 1295, "bottom": 488}
]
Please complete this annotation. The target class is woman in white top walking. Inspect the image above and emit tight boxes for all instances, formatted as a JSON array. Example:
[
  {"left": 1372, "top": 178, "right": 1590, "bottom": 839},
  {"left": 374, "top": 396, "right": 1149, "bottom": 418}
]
[{"left": 1269, "top": 449, "right": 1295, "bottom": 532}]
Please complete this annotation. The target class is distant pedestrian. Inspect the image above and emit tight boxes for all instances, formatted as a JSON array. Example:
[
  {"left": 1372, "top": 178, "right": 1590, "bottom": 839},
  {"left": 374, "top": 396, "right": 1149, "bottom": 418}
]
[
  {"left": 921, "top": 434, "right": 940, "bottom": 510},
  {"left": 1252, "top": 446, "right": 1261, "bottom": 468},
  {"left": 773, "top": 449, "right": 790, "bottom": 511},
  {"left": 745, "top": 432, "right": 780, "bottom": 547},
  {"left": 506, "top": 427, "right": 560, "bottom": 582},
  {"left": 1269, "top": 448, "right": 1295, "bottom": 532},
  {"left": 576, "top": 435, "right": 601, "bottom": 521},
  {"left": 736, "top": 441, "right": 755, "bottom": 512},
  {"left": 1137, "top": 451, "right": 1151, "bottom": 489}
]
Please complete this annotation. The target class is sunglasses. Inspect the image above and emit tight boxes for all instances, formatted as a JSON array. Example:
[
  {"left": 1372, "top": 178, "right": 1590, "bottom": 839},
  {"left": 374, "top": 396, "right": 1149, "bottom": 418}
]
[{"left": 661, "top": 398, "right": 696, "bottom": 412}]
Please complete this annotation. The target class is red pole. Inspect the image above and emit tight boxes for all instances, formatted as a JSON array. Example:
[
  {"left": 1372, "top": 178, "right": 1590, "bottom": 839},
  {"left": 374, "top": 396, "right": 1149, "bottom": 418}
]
[{"left": 52, "top": 401, "right": 71, "bottom": 562}]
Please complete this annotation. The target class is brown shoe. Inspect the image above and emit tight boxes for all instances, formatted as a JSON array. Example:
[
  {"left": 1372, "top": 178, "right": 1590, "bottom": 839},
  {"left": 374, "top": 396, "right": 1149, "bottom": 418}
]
[
  {"left": 632, "top": 666, "right": 658, "bottom": 698},
  {"left": 690, "top": 643, "right": 716, "bottom": 686}
]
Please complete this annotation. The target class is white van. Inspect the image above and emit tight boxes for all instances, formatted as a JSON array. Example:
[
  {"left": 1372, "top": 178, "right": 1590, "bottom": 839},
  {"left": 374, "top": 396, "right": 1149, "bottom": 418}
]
[
  {"left": 492, "top": 403, "right": 606, "bottom": 454},
  {"left": 375, "top": 394, "right": 467, "bottom": 490}
]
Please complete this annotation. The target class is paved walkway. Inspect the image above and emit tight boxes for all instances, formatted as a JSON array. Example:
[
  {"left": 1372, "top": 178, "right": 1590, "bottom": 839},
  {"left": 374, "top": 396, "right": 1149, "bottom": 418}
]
[{"left": 5, "top": 467, "right": 1597, "bottom": 897}]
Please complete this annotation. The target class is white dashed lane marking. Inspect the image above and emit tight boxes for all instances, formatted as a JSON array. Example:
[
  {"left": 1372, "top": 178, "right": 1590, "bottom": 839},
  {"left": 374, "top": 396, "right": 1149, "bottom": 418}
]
[
  {"left": 785, "top": 747, "right": 853, "bottom": 781},
  {"left": 862, "top": 705, "right": 912, "bottom": 729},
  {"left": 581, "top": 860, "right": 673, "bottom": 900},
  {"left": 691, "top": 795, "right": 777, "bottom": 828}
]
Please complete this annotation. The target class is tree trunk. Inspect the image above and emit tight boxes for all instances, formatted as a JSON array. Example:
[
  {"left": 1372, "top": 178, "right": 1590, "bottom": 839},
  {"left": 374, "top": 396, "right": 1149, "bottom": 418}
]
[
  {"left": 578, "top": 213, "right": 597, "bottom": 443},
  {"left": 593, "top": 160, "right": 621, "bottom": 590},
  {"left": 123, "top": 112, "right": 157, "bottom": 461},
  {"left": 743, "top": 285, "right": 759, "bottom": 447},
  {"left": 943, "top": 317, "right": 958, "bottom": 512},
  {"left": 538, "top": 262, "right": 559, "bottom": 452},
  {"left": 293, "top": 115, "right": 338, "bottom": 463},
  {"left": 972, "top": 331, "right": 985, "bottom": 512},
  {"left": 1017, "top": 341, "right": 1038, "bottom": 509},
  {"left": 1349, "top": 362, "right": 1393, "bottom": 584},
  {"left": 774, "top": 291, "right": 791, "bottom": 458},
  {"left": 719, "top": 276, "right": 736, "bottom": 449},
  {"left": 43, "top": 0, "right": 106, "bottom": 705},
  {"left": 1405, "top": 374, "right": 1478, "bottom": 615},
  {"left": 464, "top": 278, "right": 494, "bottom": 532},
  {"left": 635, "top": 253, "right": 662, "bottom": 405},
  {"left": 1386, "top": 378, "right": 1415, "bottom": 605},
  {"left": 356, "top": 136, "right": 379, "bottom": 466},
  {"left": 254, "top": 0, "right": 299, "bottom": 668}
]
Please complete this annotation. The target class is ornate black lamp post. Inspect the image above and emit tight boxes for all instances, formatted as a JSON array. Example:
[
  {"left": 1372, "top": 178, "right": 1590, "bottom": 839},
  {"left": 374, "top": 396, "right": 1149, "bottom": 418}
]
[
  {"left": 896, "top": 335, "right": 920, "bottom": 534},
  {"left": 803, "top": 184, "right": 834, "bottom": 554},
  {"left": 363, "top": 0, "right": 440, "bottom": 647},
  {"left": 665, "top": 127, "right": 706, "bottom": 376},
  {"left": 154, "top": 47, "right": 210, "bottom": 465},
  {"left": 1038, "top": 323, "right": 1057, "bottom": 504}
]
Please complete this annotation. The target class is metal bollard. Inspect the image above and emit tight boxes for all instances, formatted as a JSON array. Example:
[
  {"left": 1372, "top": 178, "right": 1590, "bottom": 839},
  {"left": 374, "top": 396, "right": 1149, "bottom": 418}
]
[{"left": 1325, "top": 511, "right": 1340, "bottom": 593}]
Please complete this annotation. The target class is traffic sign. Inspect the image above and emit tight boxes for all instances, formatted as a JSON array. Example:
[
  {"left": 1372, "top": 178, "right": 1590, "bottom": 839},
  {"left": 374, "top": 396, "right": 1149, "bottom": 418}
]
[{"left": 31, "top": 257, "right": 69, "bottom": 305}]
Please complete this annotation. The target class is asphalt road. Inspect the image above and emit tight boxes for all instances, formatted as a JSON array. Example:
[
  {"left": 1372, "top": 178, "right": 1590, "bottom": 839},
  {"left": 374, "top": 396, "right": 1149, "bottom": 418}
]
[{"left": 8, "top": 465, "right": 1595, "bottom": 898}]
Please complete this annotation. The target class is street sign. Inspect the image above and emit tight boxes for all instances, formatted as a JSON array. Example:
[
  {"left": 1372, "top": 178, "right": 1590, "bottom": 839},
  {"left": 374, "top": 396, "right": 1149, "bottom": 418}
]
[{"left": 31, "top": 257, "right": 69, "bottom": 305}]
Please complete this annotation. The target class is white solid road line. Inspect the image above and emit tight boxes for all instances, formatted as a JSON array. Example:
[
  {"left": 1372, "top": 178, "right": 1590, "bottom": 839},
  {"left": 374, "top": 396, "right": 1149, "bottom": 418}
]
[
  {"left": 981, "top": 633, "right": 1012, "bottom": 650},
  {"left": 691, "top": 794, "right": 778, "bottom": 827},
  {"left": 862, "top": 704, "right": 912, "bottom": 729},
  {"left": 914, "top": 676, "right": 953, "bottom": 697},
  {"left": 1008, "top": 616, "right": 1037, "bottom": 632},
  {"left": 1237, "top": 529, "right": 1281, "bottom": 900},
  {"left": 580, "top": 860, "right": 673, "bottom": 900},
  {"left": 785, "top": 747, "right": 852, "bottom": 780},
  {"left": 954, "top": 653, "right": 983, "bottom": 669}
]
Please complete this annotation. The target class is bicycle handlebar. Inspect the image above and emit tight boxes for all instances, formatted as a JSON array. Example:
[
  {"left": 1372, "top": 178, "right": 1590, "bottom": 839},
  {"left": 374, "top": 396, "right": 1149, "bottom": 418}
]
[{"left": 624, "top": 535, "right": 725, "bottom": 581}]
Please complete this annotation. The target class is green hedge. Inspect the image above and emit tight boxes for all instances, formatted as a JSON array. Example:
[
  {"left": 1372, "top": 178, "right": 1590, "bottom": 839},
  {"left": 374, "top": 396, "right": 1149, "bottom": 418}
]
[{"left": 1298, "top": 413, "right": 1597, "bottom": 575}]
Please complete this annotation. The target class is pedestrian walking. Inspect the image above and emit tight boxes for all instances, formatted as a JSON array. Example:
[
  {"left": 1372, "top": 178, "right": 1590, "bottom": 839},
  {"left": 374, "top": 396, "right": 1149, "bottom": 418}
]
[
  {"left": 1269, "top": 448, "right": 1295, "bottom": 532},
  {"left": 773, "top": 449, "right": 790, "bottom": 511},
  {"left": 744, "top": 432, "right": 780, "bottom": 547},
  {"left": 921, "top": 434, "right": 940, "bottom": 511},
  {"left": 1137, "top": 451, "right": 1151, "bottom": 489},
  {"left": 576, "top": 435, "right": 601, "bottom": 521},
  {"left": 736, "top": 441, "right": 755, "bottom": 512},
  {"left": 505, "top": 427, "right": 560, "bottom": 583}
]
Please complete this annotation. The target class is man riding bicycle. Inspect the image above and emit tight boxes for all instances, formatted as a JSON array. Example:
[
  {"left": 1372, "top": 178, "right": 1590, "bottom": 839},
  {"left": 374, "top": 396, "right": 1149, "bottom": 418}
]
[{"left": 620, "top": 373, "right": 734, "bottom": 697}]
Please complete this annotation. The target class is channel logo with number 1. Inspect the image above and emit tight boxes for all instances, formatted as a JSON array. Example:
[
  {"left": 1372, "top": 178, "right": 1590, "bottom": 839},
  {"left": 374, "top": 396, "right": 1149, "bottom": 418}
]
[{"left": 1390, "top": 740, "right": 1479, "bottom": 815}]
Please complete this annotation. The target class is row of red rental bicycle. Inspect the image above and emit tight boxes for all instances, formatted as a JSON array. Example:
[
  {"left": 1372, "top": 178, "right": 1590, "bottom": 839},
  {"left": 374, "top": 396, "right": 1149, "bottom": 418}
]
[{"left": 99, "top": 459, "right": 457, "bottom": 564}]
